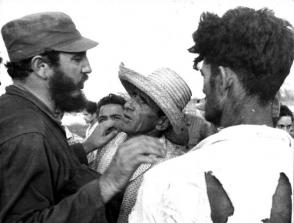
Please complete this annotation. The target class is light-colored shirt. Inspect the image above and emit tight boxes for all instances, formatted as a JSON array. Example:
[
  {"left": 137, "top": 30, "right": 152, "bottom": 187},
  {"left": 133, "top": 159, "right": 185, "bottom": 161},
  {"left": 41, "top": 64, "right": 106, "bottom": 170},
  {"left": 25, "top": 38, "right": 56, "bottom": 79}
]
[{"left": 129, "top": 125, "right": 294, "bottom": 223}]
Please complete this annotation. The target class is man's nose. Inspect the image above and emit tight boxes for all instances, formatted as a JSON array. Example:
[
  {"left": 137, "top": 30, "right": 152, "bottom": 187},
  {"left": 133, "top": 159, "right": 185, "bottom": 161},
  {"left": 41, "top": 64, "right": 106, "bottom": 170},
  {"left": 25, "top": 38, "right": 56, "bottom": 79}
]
[
  {"left": 81, "top": 56, "right": 92, "bottom": 74},
  {"left": 105, "top": 119, "right": 116, "bottom": 127}
]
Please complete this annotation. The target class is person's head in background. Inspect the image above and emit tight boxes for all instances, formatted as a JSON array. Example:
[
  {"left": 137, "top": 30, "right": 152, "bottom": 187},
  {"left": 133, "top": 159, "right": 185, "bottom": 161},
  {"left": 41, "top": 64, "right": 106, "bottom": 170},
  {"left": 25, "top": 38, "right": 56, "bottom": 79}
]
[
  {"left": 1, "top": 12, "right": 97, "bottom": 113},
  {"left": 276, "top": 104, "right": 293, "bottom": 135},
  {"left": 83, "top": 101, "right": 98, "bottom": 125},
  {"left": 96, "top": 93, "right": 126, "bottom": 131},
  {"left": 189, "top": 7, "right": 294, "bottom": 128}
]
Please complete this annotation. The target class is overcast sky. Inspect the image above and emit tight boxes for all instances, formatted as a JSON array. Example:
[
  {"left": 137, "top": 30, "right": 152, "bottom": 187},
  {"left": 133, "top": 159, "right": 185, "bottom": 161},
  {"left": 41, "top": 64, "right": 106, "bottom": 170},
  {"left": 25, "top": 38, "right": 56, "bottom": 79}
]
[{"left": 1, "top": 0, "right": 294, "bottom": 102}]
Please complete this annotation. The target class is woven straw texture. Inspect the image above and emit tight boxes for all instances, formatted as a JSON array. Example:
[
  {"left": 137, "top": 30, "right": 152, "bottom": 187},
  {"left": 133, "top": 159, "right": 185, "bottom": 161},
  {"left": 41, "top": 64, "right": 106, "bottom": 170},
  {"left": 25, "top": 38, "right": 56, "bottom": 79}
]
[{"left": 119, "top": 63, "right": 192, "bottom": 140}]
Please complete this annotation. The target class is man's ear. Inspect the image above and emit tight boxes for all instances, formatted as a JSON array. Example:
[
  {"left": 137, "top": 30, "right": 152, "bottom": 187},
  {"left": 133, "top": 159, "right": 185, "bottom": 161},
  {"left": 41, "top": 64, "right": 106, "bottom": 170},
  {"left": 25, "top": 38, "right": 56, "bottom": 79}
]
[
  {"left": 30, "top": 55, "right": 51, "bottom": 80},
  {"left": 218, "top": 66, "right": 234, "bottom": 97},
  {"left": 156, "top": 115, "right": 170, "bottom": 131}
]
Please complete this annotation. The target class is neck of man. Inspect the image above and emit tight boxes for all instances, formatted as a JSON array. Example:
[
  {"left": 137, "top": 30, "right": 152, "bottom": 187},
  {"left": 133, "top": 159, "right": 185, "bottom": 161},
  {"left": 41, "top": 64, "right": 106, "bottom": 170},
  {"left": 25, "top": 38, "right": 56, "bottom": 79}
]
[
  {"left": 13, "top": 79, "right": 55, "bottom": 112},
  {"left": 220, "top": 96, "right": 273, "bottom": 128}
]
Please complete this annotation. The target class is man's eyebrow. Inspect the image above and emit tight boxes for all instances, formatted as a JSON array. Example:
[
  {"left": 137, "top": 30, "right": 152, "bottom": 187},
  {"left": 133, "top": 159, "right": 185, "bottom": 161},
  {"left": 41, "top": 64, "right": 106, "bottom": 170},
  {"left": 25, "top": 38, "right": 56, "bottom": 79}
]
[{"left": 110, "top": 114, "right": 122, "bottom": 118}]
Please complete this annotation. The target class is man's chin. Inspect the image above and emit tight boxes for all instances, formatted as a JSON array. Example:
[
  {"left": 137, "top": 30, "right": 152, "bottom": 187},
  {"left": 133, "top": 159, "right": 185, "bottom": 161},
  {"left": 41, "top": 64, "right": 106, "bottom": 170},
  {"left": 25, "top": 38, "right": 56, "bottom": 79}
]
[
  {"left": 54, "top": 92, "right": 87, "bottom": 113},
  {"left": 205, "top": 112, "right": 221, "bottom": 127},
  {"left": 118, "top": 122, "right": 132, "bottom": 134}
]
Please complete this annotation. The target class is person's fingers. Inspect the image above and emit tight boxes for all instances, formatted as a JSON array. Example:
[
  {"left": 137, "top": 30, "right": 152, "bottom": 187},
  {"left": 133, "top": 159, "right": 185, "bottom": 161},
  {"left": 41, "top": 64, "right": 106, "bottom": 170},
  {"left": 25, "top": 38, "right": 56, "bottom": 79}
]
[
  {"left": 89, "top": 121, "right": 112, "bottom": 136},
  {"left": 100, "top": 120, "right": 116, "bottom": 131},
  {"left": 135, "top": 154, "right": 161, "bottom": 164},
  {"left": 139, "top": 144, "right": 165, "bottom": 157},
  {"left": 138, "top": 137, "right": 165, "bottom": 156},
  {"left": 104, "top": 129, "right": 118, "bottom": 141},
  {"left": 119, "top": 138, "right": 165, "bottom": 159}
]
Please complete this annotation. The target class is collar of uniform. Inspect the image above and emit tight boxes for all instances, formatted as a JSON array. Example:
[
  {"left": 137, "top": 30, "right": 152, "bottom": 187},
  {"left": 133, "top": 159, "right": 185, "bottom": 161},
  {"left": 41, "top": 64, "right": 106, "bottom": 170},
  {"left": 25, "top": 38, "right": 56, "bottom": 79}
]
[{"left": 6, "top": 85, "right": 63, "bottom": 126}]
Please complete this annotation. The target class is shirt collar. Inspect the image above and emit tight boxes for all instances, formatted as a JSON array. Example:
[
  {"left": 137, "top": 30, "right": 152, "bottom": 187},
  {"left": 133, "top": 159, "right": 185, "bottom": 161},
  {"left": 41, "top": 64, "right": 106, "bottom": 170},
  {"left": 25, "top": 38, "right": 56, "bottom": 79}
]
[{"left": 6, "top": 85, "right": 62, "bottom": 125}]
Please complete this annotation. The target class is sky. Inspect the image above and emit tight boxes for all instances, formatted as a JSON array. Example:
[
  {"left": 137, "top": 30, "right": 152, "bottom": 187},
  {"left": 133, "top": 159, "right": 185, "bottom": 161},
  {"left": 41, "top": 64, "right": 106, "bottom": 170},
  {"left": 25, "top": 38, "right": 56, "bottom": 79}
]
[{"left": 0, "top": 0, "right": 294, "bottom": 102}]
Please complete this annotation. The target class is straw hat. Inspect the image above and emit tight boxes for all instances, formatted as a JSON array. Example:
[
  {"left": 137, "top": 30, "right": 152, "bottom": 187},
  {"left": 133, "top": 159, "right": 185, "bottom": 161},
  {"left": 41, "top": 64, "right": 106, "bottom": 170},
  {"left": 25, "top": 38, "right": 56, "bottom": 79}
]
[{"left": 119, "top": 63, "right": 192, "bottom": 140}]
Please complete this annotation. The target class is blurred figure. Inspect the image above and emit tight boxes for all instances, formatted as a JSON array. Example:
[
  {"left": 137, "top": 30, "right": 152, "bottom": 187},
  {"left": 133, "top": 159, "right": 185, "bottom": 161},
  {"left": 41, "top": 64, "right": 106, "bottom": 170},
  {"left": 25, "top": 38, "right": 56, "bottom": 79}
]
[
  {"left": 275, "top": 104, "right": 293, "bottom": 135},
  {"left": 56, "top": 111, "right": 84, "bottom": 145},
  {"left": 83, "top": 100, "right": 98, "bottom": 138}
]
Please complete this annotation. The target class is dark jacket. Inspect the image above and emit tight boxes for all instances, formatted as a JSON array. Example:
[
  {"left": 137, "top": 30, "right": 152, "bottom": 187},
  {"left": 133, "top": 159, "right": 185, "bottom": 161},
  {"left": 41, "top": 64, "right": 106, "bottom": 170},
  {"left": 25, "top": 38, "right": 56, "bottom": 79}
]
[{"left": 0, "top": 85, "right": 107, "bottom": 223}]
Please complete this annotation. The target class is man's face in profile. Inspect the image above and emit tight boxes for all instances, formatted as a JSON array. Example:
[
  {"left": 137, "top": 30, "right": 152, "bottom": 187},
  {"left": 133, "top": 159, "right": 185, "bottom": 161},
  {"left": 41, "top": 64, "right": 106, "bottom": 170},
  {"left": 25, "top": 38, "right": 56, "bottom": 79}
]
[
  {"left": 121, "top": 87, "right": 162, "bottom": 136},
  {"left": 200, "top": 62, "right": 222, "bottom": 126},
  {"left": 49, "top": 52, "right": 90, "bottom": 112}
]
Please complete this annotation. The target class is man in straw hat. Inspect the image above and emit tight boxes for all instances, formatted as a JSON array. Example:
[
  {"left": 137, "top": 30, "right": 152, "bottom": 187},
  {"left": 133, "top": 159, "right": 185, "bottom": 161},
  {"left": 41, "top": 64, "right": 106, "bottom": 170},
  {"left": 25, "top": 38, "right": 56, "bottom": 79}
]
[
  {"left": 0, "top": 12, "right": 166, "bottom": 223},
  {"left": 96, "top": 63, "right": 192, "bottom": 223},
  {"left": 130, "top": 7, "right": 294, "bottom": 223}
]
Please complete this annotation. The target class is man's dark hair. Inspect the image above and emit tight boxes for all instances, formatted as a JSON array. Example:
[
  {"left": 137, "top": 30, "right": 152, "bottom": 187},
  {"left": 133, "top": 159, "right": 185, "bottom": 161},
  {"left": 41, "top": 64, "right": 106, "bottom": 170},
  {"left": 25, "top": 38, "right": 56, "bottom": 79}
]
[
  {"left": 84, "top": 101, "right": 98, "bottom": 114},
  {"left": 5, "top": 50, "right": 60, "bottom": 80},
  {"left": 97, "top": 93, "right": 126, "bottom": 116},
  {"left": 279, "top": 104, "right": 293, "bottom": 121},
  {"left": 189, "top": 7, "right": 294, "bottom": 104}
]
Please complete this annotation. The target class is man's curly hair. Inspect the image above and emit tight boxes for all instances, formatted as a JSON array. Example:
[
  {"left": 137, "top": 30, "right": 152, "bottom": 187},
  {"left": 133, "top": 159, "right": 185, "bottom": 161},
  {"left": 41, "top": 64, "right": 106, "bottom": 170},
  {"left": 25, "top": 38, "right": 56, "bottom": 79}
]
[{"left": 189, "top": 7, "right": 294, "bottom": 104}]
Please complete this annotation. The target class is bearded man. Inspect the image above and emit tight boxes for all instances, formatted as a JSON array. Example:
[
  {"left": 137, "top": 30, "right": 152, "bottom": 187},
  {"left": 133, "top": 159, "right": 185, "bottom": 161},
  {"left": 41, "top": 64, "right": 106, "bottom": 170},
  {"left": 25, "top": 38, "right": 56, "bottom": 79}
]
[{"left": 0, "top": 12, "right": 165, "bottom": 223}]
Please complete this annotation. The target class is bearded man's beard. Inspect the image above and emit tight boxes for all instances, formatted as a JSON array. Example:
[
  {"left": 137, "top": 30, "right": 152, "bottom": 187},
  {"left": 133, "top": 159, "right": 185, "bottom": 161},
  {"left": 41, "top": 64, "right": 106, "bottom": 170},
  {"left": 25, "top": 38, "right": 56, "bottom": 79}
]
[{"left": 49, "top": 68, "right": 88, "bottom": 112}]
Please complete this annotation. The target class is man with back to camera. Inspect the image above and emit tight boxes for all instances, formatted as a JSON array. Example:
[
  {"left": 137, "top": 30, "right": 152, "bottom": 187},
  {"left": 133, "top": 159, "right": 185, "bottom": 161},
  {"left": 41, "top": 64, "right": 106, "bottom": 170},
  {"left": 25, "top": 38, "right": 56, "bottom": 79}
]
[
  {"left": 0, "top": 12, "right": 165, "bottom": 223},
  {"left": 130, "top": 7, "right": 294, "bottom": 223}
]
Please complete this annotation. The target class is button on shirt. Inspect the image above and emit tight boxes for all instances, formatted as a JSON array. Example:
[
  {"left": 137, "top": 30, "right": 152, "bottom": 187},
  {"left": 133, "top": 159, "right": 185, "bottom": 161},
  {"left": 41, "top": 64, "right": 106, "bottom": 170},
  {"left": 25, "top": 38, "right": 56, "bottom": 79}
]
[{"left": 129, "top": 125, "right": 294, "bottom": 223}]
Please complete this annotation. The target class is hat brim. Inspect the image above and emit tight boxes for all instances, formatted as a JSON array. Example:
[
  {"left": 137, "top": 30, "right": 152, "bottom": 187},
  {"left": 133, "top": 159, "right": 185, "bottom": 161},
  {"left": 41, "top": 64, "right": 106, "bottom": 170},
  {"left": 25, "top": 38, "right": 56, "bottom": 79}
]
[
  {"left": 119, "top": 65, "right": 188, "bottom": 141},
  {"left": 51, "top": 36, "right": 98, "bottom": 52}
]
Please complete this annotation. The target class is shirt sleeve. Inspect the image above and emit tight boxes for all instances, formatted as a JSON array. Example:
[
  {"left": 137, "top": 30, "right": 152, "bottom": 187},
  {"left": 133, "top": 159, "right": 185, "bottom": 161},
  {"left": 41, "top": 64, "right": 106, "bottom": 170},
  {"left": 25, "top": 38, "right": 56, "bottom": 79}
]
[
  {"left": 0, "top": 133, "right": 107, "bottom": 223},
  {"left": 129, "top": 166, "right": 212, "bottom": 223}
]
